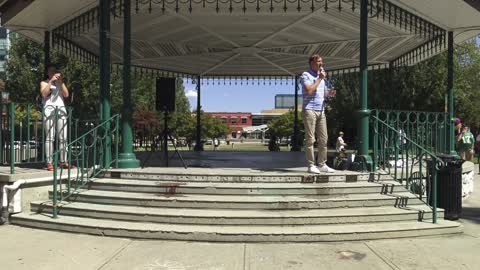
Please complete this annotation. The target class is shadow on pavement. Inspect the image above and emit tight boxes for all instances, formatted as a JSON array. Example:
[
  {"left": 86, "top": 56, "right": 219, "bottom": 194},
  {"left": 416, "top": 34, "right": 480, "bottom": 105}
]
[{"left": 461, "top": 207, "right": 480, "bottom": 224}]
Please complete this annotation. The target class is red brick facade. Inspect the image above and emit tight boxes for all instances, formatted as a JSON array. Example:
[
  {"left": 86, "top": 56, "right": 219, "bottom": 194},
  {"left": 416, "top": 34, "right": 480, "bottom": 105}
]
[{"left": 206, "top": 112, "right": 252, "bottom": 138}]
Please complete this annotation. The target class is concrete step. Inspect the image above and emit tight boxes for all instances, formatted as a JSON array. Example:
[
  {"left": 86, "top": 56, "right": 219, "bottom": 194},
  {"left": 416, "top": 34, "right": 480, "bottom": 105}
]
[
  {"left": 86, "top": 178, "right": 405, "bottom": 195},
  {"left": 104, "top": 169, "right": 392, "bottom": 183},
  {"left": 49, "top": 190, "right": 425, "bottom": 209},
  {"left": 10, "top": 212, "right": 462, "bottom": 242},
  {"left": 31, "top": 201, "right": 443, "bottom": 225}
]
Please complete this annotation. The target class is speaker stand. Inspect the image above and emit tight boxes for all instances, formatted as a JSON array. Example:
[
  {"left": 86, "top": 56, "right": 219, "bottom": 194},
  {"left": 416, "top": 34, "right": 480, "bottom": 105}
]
[{"left": 141, "top": 110, "right": 187, "bottom": 169}]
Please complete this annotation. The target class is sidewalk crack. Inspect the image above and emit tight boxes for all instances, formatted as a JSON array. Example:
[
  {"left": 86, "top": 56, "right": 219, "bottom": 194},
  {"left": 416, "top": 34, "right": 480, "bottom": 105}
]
[
  {"left": 364, "top": 242, "right": 400, "bottom": 270},
  {"left": 97, "top": 240, "right": 133, "bottom": 270}
]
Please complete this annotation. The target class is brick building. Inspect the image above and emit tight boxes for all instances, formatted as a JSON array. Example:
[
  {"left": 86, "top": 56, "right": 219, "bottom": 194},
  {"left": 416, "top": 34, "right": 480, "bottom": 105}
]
[{"left": 206, "top": 112, "right": 252, "bottom": 138}]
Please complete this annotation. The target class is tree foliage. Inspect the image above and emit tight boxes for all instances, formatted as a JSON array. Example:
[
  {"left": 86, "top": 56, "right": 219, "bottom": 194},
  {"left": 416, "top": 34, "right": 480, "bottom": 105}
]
[
  {"left": 173, "top": 111, "right": 231, "bottom": 144},
  {"left": 4, "top": 35, "right": 192, "bottom": 131},
  {"left": 268, "top": 110, "right": 303, "bottom": 139},
  {"left": 5, "top": 35, "right": 103, "bottom": 119},
  {"left": 326, "top": 37, "right": 480, "bottom": 143}
]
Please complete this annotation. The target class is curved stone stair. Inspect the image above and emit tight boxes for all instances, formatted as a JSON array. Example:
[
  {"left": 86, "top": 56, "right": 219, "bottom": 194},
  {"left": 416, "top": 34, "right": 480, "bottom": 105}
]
[{"left": 10, "top": 170, "right": 462, "bottom": 242}]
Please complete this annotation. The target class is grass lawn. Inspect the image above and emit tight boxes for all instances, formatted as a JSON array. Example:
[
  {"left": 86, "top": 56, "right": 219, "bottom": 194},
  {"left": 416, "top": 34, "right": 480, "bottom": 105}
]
[{"left": 135, "top": 142, "right": 363, "bottom": 153}]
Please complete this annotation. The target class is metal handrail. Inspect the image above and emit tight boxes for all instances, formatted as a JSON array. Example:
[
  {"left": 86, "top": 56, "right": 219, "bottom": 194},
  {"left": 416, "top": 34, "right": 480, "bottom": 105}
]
[
  {"left": 372, "top": 113, "right": 444, "bottom": 224},
  {"left": 51, "top": 114, "right": 120, "bottom": 218},
  {"left": 372, "top": 115, "right": 445, "bottom": 164},
  {"left": 0, "top": 102, "right": 107, "bottom": 174},
  {"left": 372, "top": 109, "right": 449, "bottom": 155},
  {"left": 0, "top": 102, "right": 79, "bottom": 174}
]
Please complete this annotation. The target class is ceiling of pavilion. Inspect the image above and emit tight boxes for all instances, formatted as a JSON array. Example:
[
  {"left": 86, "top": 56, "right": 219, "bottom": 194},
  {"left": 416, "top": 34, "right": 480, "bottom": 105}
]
[
  {"left": 2, "top": 0, "right": 465, "bottom": 77},
  {"left": 50, "top": 0, "right": 446, "bottom": 77}
]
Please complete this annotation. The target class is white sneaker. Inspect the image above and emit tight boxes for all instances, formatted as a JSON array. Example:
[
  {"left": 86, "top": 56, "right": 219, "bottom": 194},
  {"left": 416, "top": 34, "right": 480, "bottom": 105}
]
[
  {"left": 319, "top": 165, "right": 335, "bottom": 173},
  {"left": 308, "top": 165, "right": 321, "bottom": 174}
]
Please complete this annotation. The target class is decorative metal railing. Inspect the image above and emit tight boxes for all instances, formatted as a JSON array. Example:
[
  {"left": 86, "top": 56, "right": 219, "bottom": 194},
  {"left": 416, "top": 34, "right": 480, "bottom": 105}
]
[
  {"left": 372, "top": 112, "right": 447, "bottom": 223},
  {"left": 0, "top": 102, "right": 103, "bottom": 174},
  {"left": 51, "top": 114, "right": 120, "bottom": 218},
  {"left": 0, "top": 102, "right": 89, "bottom": 174},
  {"left": 372, "top": 110, "right": 450, "bottom": 157}
]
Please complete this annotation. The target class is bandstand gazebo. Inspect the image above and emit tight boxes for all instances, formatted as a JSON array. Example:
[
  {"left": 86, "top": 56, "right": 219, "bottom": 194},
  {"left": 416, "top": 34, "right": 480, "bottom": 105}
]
[
  {"left": 1, "top": 0, "right": 479, "bottom": 241},
  {"left": 2, "top": 0, "right": 479, "bottom": 170}
]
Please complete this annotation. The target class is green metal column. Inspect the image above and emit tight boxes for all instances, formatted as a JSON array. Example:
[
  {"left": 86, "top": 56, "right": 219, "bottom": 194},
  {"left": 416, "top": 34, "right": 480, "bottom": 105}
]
[
  {"left": 118, "top": 0, "right": 140, "bottom": 168},
  {"left": 100, "top": 0, "right": 112, "bottom": 166},
  {"left": 388, "top": 61, "right": 394, "bottom": 109},
  {"left": 447, "top": 31, "right": 456, "bottom": 155},
  {"left": 291, "top": 76, "right": 300, "bottom": 151},
  {"left": 194, "top": 76, "right": 202, "bottom": 151},
  {"left": 355, "top": 0, "right": 373, "bottom": 171}
]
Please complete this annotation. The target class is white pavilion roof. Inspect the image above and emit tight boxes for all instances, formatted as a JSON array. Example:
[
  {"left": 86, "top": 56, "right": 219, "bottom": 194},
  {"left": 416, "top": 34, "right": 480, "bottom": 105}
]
[{"left": 1, "top": 0, "right": 479, "bottom": 77}]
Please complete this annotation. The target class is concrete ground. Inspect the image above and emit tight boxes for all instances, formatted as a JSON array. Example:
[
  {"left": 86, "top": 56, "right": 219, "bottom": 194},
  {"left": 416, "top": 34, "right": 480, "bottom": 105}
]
[
  {"left": 0, "top": 166, "right": 478, "bottom": 270},
  {"left": 135, "top": 150, "right": 343, "bottom": 169}
]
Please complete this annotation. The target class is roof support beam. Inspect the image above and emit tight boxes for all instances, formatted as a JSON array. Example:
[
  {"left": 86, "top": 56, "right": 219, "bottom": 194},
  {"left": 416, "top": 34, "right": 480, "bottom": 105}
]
[
  {"left": 351, "top": 38, "right": 381, "bottom": 60},
  {"left": 253, "top": 9, "right": 334, "bottom": 47},
  {"left": 131, "top": 51, "right": 231, "bottom": 61},
  {"left": 262, "top": 34, "right": 413, "bottom": 50},
  {"left": 200, "top": 53, "right": 240, "bottom": 76},
  {"left": 163, "top": 8, "right": 240, "bottom": 48},
  {"left": 83, "top": 34, "right": 123, "bottom": 61},
  {"left": 371, "top": 35, "right": 414, "bottom": 61},
  {"left": 254, "top": 54, "right": 294, "bottom": 76},
  {"left": 260, "top": 50, "right": 385, "bottom": 64}
]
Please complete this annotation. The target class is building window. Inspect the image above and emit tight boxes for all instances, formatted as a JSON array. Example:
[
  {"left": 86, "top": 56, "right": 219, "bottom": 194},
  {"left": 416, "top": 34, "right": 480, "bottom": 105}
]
[
  {"left": 241, "top": 118, "right": 247, "bottom": 124},
  {"left": 221, "top": 118, "right": 227, "bottom": 123},
  {"left": 231, "top": 118, "right": 237, "bottom": 124}
]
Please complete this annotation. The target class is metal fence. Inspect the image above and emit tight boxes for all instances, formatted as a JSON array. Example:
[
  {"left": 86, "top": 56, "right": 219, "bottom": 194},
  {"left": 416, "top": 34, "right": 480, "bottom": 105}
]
[
  {"left": 371, "top": 111, "right": 449, "bottom": 224},
  {"left": 0, "top": 102, "right": 101, "bottom": 174}
]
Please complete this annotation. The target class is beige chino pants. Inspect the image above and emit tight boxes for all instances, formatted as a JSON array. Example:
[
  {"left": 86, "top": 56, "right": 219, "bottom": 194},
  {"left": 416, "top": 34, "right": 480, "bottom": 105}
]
[{"left": 303, "top": 110, "right": 328, "bottom": 167}]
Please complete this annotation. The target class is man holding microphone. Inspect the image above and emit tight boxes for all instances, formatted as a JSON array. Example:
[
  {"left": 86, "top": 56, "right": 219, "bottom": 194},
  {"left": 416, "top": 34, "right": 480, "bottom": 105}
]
[{"left": 301, "top": 54, "right": 335, "bottom": 174}]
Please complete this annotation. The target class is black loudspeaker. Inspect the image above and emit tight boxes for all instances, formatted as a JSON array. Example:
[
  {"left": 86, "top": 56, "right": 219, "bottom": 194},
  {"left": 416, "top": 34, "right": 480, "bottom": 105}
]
[{"left": 156, "top": 78, "right": 176, "bottom": 112}]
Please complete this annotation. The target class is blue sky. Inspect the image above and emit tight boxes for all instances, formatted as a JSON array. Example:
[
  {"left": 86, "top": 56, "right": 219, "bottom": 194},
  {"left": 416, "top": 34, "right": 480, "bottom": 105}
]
[{"left": 183, "top": 78, "right": 297, "bottom": 113}]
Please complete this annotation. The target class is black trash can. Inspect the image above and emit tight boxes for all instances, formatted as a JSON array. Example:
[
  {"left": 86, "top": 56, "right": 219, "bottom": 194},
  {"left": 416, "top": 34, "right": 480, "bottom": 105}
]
[{"left": 428, "top": 155, "right": 463, "bottom": 220}]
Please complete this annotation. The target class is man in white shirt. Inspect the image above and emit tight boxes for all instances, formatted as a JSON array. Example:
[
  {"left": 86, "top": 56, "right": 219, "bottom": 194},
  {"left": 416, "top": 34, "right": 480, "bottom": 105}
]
[{"left": 301, "top": 54, "right": 336, "bottom": 174}]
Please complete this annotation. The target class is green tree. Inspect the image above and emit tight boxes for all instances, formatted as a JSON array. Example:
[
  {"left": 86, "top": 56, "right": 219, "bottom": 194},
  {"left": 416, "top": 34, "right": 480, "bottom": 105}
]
[
  {"left": 452, "top": 39, "right": 480, "bottom": 128},
  {"left": 267, "top": 110, "right": 304, "bottom": 151},
  {"left": 4, "top": 35, "right": 43, "bottom": 103},
  {"left": 172, "top": 111, "right": 231, "bottom": 147},
  {"left": 268, "top": 110, "right": 303, "bottom": 139},
  {"left": 202, "top": 113, "right": 231, "bottom": 139},
  {"left": 4, "top": 35, "right": 106, "bottom": 119},
  {"left": 326, "top": 36, "right": 480, "bottom": 144},
  {"left": 5, "top": 34, "right": 192, "bottom": 130}
]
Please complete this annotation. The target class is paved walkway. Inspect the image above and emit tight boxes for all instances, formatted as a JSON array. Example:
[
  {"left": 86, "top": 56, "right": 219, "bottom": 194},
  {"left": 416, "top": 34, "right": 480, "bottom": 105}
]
[
  {"left": 135, "top": 151, "right": 339, "bottom": 169},
  {"left": 1, "top": 167, "right": 479, "bottom": 270}
]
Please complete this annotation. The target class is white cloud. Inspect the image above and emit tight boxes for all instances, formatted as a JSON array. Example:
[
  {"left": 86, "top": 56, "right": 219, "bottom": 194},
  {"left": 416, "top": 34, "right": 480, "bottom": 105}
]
[{"left": 185, "top": 89, "right": 198, "bottom": 98}]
